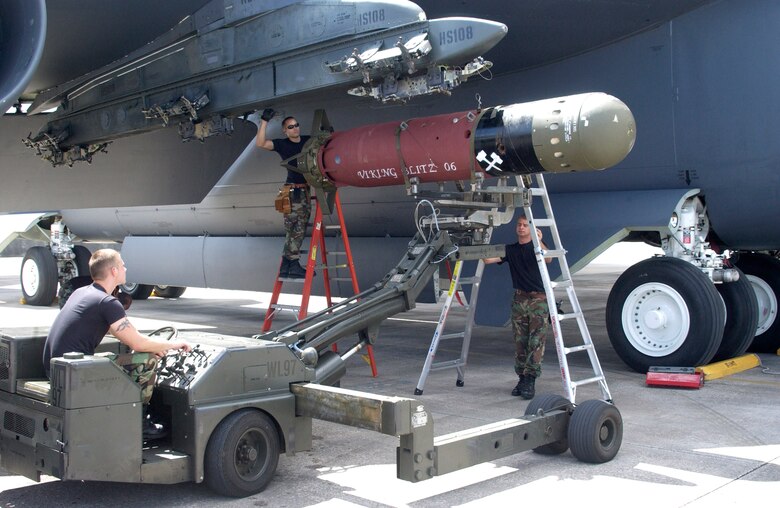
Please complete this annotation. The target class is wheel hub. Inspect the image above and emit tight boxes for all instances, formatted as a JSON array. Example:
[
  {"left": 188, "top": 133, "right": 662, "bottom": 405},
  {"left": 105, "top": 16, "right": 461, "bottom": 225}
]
[
  {"left": 642, "top": 308, "right": 667, "bottom": 329},
  {"left": 238, "top": 443, "right": 258, "bottom": 463},
  {"left": 746, "top": 274, "right": 778, "bottom": 335},
  {"left": 21, "top": 259, "right": 40, "bottom": 296},
  {"left": 233, "top": 428, "right": 268, "bottom": 482},
  {"left": 622, "top": 283, "right": 691, "bottom": 357}
]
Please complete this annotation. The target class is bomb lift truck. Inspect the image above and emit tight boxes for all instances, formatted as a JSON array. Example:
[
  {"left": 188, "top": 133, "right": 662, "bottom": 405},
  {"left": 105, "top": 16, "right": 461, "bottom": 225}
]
[{"left": 0, "top": 177, "right": 623, "bottom": 497}]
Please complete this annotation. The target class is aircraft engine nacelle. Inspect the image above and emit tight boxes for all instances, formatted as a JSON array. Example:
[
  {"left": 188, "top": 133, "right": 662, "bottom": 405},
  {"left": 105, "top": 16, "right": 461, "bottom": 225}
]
[
  {"left": 0, "top": 0, "right": 46, "bottom": 113},
  {"left": 302, "top": 93, "right": 636, "bottom": 189}
]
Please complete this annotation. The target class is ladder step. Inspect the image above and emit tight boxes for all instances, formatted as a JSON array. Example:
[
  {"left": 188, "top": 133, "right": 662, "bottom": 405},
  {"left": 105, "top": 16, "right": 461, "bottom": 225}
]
[
  {"left": 319, "top": 264, "right": 348, "bottom": 270},
  {"left": 270, "top": 303, "right": 301, "bottom": 312},
  {"left": 530, "top": 218, "right": 554, "bottom": 227},
  {"left": 331, "top": 277, "right": 355, "bottom": 282},
  {"left": 439, "top": 277, "right": 478, "bottom": 288},
  {"left": 324, "top": 224, "right": 342, "bottom": 230},
  {"left": 557, "top": 312, "right": 583, "bottom": 321},
  {"left": 430, "top": 359, "right": 465, "bottom": 371},
  {"left": 440, "top": 332, "right": 465, "bottom": 340},
  {"left": 551, "top": 279, "right": 572, "bottom": 289},
  {"left": 543, "top": 249, "right": 567, "bottom": 258},
  {"left": 277, "top": 277, "right": 306, "bottom": 283},
  {"left": 328, "top": 251, "right": 346, "bottom": 256},
  {"left": 570, "top": 375, "right": 606, "bottom": 388},
  {"left": 529, "top": 188, "right": 547, "bottom": 196},
  {"left": 563, "top": 344, "right": 593, "bottom": 354}
]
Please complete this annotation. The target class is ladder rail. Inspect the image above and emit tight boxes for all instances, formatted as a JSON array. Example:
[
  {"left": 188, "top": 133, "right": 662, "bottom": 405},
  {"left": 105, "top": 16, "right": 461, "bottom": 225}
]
[
  {"left": 335, "top": 193, "right": 361, "bottom": 297},
  {"left": 414, "top": 220, "right": 495, "bottom": 394},
  {"left": 521, "top": 174, "right": 612, "bottom": 403},
  {"left": 415, "top": 259, "right": 465, "bottom": 394},
  {"left": 456, "top": 259, "right": 486, "bottom": 382}
]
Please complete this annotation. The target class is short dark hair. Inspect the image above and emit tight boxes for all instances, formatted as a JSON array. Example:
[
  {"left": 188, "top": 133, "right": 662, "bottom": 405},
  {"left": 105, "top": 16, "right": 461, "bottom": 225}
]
[
  {"left": 89, "top": 249, "right": 121, "bottom": 279},
  {"left": 282, "top": 116, "right": 297, "bottom": 127}
]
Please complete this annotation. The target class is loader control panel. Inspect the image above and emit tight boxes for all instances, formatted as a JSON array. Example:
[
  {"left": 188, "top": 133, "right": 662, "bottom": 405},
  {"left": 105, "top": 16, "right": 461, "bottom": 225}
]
[{"left": 156, "top": 345, "right": 214, "bottom": 389}]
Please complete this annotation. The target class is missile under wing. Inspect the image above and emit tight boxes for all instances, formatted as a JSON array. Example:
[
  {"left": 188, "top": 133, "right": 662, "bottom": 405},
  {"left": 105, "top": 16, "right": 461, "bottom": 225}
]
[{"left": 21, "top": 0, "right": 506, "bottom": 167}]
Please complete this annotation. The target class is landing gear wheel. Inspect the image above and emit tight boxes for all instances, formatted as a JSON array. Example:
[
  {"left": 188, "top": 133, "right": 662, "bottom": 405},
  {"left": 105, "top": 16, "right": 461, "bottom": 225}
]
[
  {"left": 606, "top": 257, "right": 725, "bottom": 372},
  {"left": 154, "top": 285, "right": 186, "bottom": 298},
  {"left": 568, "top": 400, "right": 622, "bottom": 463},
  {"left": 205, "top": 409, "right": 280, "bottom": 497},
  {"left": 733, "top": 253, "right": 780, "bottom": 353},
  {"left": 72, "top": 245, "right": 91, "bottom": 277},
  {"left": 524, "top": 394, "right": 573, "bottom": 455},
  {"left": 20, "top": 246, "right": 58, "bottom": 306},
  {"left": 120, "top": 282, "right": 154, "bottom": 300},
  {"left": 712, "top": 268, "right": 758, "bottom": 361}
]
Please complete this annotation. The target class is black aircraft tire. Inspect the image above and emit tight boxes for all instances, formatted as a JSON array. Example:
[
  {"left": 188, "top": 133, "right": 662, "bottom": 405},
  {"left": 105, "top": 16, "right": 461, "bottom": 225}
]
[
  {"left": 712, "top": 268, "right": 759, "bottom": 361},
  {"left": 120, "top": 282, "right": 154, "bottom": 300},
  {"left": 524, "top": 393, "right": 573, "bottom": 455},
  {"left": 606, "top": 257, "right": 725, "bottom": 372},
  {"left": 72, "top": 245, "right": 92, "bottom": 277},
  {"left": 733, "top": 253, "right": 780, "bottom": 353},
  {"left": 154, "top": 285, "right": 186, "bottom": 298},
  {"left": 568, "top": 400, "right": 623, "bottom": 464},
  {"left": 205, "top": 409, "right": 280, "bottom": 497},
  {"left": 20, "top": 246, "right": 58, "bottom": 306}
]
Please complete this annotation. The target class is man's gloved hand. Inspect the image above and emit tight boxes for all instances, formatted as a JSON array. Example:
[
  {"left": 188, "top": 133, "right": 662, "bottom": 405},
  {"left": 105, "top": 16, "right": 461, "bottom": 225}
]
[{"left": 260, "top": 108, "right": 276, "bottom": 122}]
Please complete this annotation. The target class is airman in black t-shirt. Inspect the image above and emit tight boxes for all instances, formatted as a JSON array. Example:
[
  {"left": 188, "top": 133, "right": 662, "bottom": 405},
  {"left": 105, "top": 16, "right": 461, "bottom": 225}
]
[
  {"left": 485, "top": 215, "right": 552, "bottom": 399},
  {"left": 256, "top": 109, "right": 311, "bottom": 279}
]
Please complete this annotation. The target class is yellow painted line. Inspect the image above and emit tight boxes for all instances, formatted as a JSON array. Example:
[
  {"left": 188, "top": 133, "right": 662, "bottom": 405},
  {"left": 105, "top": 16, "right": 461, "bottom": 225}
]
[{"left": 696, "top": 354, "right": 761, "bottom": 381}]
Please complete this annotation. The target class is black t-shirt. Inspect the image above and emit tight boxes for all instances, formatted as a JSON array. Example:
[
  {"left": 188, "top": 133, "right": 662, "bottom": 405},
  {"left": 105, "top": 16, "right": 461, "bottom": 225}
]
[
  {"left": 272, "top": 135, "right": 310, "bottom": 184},
  {"left": 501, "top": 241, "right": 544, "bottom": 292},
  {"left": 43, "top": 283, "right": 126, "bottom": 377}
]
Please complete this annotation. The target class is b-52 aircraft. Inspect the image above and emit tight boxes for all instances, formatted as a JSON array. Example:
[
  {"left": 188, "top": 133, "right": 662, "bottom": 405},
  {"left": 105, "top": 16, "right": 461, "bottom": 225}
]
[{"left": 1, "top": 0, "right": 779, "bottom": 373}]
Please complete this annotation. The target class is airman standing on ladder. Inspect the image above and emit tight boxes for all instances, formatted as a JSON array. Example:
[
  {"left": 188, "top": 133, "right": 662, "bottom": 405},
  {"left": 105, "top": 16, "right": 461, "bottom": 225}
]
[
  {"left": 256, "top": 108, "right": 311, "bottom": 279},
  {"left": 484, "top": 214, "right": 551, "bottom": 399}
]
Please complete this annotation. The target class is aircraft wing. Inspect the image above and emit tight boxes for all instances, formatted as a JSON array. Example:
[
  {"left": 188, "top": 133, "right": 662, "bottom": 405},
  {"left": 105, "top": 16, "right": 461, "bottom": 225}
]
[{"left": 4, "top": 0, "right": 716, "bottom": 112}]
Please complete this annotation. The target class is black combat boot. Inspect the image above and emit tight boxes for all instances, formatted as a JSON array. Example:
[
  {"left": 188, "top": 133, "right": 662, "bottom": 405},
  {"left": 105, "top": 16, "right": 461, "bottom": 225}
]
[
  {"left": 142, "top": 406, "right": 167, "bottom": 441},
  {"left": 286, "top": 259, "right": 308, "bottom": 279},
  {"left": 278, "top": 257, "right": 291, "bottom": 278},
  {"left": 519, "top": 375, "right": 536, "bottom": 400},
  {"left": 511, "top": 375, "right": 525, "bottom": 396}
]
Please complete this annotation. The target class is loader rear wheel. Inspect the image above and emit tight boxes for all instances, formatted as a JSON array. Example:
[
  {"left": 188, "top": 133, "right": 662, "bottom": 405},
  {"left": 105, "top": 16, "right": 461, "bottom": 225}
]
[
  {"left": 568, "top": 399, "right": 622, "bottom": 463},
  {"left": 205, "top": 409, "right": 280, "bottom": 497},
  {"left": 524, "top": 394, "right": 573, "bottom": 455}
]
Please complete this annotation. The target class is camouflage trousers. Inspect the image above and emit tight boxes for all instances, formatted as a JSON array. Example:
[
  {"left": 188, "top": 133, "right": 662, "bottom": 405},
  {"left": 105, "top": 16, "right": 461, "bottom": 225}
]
[
  {"left": 100, "top": 352, "right": 158, "bottom": 405},
  {"left": 511, "top": 291, "right": 550, "bottom": 379},
  {"left": 283, "top": 188, "right": 311, "bottom": 260}
]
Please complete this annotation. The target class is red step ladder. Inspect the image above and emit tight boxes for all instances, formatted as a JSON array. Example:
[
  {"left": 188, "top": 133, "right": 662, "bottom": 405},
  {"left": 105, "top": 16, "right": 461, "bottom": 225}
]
[{"left": 262, "top": 191, "right": 378, "bottom": 377}]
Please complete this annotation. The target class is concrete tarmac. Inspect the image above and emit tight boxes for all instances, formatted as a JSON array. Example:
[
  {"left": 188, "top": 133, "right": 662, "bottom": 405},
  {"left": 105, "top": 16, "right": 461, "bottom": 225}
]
[{"left": 0, "top": 255, "right": 778, "bottom": 507}]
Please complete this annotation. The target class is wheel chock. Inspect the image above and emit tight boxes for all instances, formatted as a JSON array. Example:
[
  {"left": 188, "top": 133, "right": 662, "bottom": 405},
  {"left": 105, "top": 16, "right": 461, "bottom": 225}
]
[
  {"left": 645, "top": 366, "right": 703, "bottom": 389},
  {"left": 696, "top": 354, "right": 760, "bottom": 381}
]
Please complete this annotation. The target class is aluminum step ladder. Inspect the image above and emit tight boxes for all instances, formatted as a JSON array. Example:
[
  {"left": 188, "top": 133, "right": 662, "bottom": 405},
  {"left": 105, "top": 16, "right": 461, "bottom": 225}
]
[
  {"left": 414, "top": 232, "right": 492, "bottom": 396},
  {"left": 522, "top": 173, "right": 612, "bottom": 403}
]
